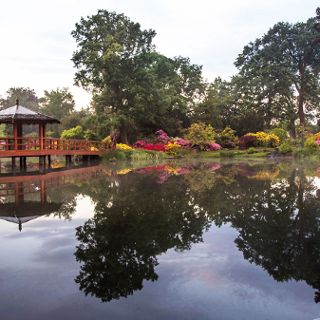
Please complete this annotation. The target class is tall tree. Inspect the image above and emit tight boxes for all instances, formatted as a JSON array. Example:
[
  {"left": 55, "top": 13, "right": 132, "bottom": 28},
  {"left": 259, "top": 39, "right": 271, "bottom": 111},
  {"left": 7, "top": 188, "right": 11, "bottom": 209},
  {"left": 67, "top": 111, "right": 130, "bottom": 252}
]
[
  {"left": 71, "top": 10, "right": 203, "bottom": 142},
  {"left": 235, "top": 18, "right": 320, "bottom": 127},
  {"left": 39, "top": 88, "right": 75, "bottom": 120},
  {"left": 0, "top": 87, "right": 40, "bottom": 111}
]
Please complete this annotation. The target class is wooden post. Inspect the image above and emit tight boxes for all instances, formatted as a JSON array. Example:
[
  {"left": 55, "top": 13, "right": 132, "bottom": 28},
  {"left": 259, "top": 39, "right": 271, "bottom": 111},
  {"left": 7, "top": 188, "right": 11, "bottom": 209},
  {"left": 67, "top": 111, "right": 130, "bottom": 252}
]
[
  {"left": 39, "top": 123, "right": 44, "bottom": 150},
  {"left": 48, "top": 155, "right": 51, "bottom": 168},
  {"left": 13, "top": 122, "right": 18, "bottom": 150}
]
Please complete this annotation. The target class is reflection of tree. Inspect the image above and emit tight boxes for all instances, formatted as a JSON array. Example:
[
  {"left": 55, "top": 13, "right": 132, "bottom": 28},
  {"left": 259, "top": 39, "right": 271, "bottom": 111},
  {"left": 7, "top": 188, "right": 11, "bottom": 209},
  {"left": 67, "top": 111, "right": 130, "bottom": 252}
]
[
  {"left": 74, "top": 174, "right": 211, "bottom": 302},
  {"left": 207, "top": 165, "right": 320, "bottom": 303}
]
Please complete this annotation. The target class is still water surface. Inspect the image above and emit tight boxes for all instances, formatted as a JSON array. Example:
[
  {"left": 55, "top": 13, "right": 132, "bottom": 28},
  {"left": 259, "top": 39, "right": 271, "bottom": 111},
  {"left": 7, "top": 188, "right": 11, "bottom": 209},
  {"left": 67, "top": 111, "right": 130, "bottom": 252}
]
[{"left": 0, "top": 160, "right": 319, "bottom": 320}]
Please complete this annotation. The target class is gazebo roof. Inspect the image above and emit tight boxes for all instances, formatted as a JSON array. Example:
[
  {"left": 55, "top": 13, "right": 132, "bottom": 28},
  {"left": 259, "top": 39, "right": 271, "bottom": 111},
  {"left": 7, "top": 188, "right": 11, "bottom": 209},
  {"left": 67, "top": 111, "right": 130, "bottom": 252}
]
[{"left": 0, "top": 100, "right": 60, "bottom": 124}]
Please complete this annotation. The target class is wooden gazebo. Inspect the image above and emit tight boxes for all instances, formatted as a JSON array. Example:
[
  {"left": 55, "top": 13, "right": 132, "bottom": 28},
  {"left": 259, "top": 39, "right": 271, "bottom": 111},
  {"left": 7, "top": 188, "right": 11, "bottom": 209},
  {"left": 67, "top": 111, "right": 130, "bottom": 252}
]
[{"left": 0, "top": 100, "right": 103, "bottom": 171}]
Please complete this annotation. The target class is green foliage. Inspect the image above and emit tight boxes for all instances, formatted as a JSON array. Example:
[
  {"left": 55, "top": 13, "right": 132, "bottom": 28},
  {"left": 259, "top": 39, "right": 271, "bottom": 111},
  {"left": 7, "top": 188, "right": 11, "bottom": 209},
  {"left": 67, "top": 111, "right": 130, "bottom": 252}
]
[
  {"left": 278, "top": 141, "right": 293, "bottom": 154},
  {"left": 216, "top": 126, "right": 237, "bottom": 148},
  {"left": 71, "top": 10, "right": 203, "bottom": 142},
  {"left": 185, "top": 122, "right": 215, "bottom": 150},
  {"left": 270, "top": 128, "right": 288, "bottom": 143},
  {"left": 247, "top": 147, "right": 257, "bottom": 154},
  {"left": 61, "top": 125, "right": 84, "bottom": 139},
  {"left": 0, "top": 87, "right": 40, "bottom": 111},
  {"left": 304, "top": 136, "right": 319, "bottom": 153},
  {"left": 103, "top": 149, "right": 167, "bottom": 161}
]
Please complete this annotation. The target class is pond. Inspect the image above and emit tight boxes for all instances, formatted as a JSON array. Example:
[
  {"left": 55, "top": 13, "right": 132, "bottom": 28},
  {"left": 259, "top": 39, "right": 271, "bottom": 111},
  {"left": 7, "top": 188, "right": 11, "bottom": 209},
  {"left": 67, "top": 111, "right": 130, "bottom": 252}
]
[{"left": 0, "top": 160, "right": 320, "bottom": 320}]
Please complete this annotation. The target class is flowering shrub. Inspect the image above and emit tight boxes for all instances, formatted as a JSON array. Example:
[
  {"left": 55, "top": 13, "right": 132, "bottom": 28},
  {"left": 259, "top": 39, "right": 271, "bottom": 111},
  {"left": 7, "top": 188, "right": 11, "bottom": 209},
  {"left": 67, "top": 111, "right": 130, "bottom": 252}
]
[
  {"left": 244, "top": 132, "right": 280, "bottom": 147},
  {"left": 116, "top": 143, "right": 133, "bottom": 151},
  {"left": 142, "top": 143, "right": 166, "bottom": 151},
  {"left": 185, "top": 122, "right": 216, "bottom": 150},
  {"left": 216, "top": 127, "right": 237, "bottom": 148},
  {"left": 133, "top": 139, "right": 148, "bottom": 148},
  {"left": 239, "top": 135, "right": 258, "bottom": 149},
  {"left": 206, "top": 142, "right": 222, "bottom": 151},
  {"left": 269, "top": 128, "right": 288, "bottom": 143},
  {"left": 165, "top": 142, "right": 181, "bottom": 155},
  {"left": 155, "top": 129, "right": 170, "bottom": 143},
  {"left": 173, "top": 137, "right": 191, "bottom": 147}
]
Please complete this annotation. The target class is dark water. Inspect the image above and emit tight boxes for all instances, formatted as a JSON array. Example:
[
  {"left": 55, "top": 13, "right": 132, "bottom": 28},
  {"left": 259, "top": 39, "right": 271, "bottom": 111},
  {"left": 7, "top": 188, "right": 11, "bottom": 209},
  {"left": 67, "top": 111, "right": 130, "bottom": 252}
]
[{"left": 0, "top": 160, "right": 320, "bottom": 320}]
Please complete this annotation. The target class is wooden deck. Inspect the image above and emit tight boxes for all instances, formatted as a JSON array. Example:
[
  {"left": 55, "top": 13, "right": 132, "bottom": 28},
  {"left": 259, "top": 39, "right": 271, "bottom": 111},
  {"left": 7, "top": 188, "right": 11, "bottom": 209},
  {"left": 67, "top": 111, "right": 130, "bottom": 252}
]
[{"left": 0, "top": 137, "right": 104, "bottom": 158}]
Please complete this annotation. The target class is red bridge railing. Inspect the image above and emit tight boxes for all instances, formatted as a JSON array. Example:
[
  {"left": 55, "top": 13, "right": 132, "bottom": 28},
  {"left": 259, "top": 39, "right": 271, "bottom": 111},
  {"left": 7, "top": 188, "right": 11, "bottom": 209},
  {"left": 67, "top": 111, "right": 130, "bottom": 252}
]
[{"left": 0, "top": 137, "right": 104, "bottom": 152}]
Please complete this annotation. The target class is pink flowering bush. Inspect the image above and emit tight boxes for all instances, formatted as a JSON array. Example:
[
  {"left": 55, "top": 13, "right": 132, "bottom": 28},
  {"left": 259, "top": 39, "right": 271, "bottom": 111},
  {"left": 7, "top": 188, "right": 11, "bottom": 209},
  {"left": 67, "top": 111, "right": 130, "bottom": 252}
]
[
  {"left": 173, "top": 137, "right": 191, "bottom": 147},
  {"left": 206, "top": 143, "right": 222, "bottom": 151},
  {"left": 155, "top": 129, "right": 170, "bottom": 143}
]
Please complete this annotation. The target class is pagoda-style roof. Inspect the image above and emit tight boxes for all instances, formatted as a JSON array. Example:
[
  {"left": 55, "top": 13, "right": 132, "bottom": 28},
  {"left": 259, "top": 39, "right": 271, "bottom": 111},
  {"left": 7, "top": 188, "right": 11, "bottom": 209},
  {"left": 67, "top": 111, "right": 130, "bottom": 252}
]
[{"left": 0, "top": 101, "right": 60, "bottom": 124}]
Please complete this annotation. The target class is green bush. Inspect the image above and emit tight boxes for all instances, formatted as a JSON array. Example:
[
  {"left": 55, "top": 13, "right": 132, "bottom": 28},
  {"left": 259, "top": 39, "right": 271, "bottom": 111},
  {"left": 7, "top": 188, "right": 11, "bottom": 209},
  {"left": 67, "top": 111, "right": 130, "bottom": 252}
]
[
  {"left": 185, "top": 122, "right": 216, "bottom": 150},
  {"left": 216, "top": 127, "right": 237, "bottom": 148},
  {"left": 247, "top": 147, "right": 257, "bottom": 154},
  {"left": 304, "top": 136, "right": 319, "bottom": 153},
  {"left": 278, "top": 141, "right": 293, "bottom": 154},
  {"left": 269, "top": 128, "right": 288, "bottom": 143},
  {"left": 61, "top": 125, "right": 84, "bottom": 139}
]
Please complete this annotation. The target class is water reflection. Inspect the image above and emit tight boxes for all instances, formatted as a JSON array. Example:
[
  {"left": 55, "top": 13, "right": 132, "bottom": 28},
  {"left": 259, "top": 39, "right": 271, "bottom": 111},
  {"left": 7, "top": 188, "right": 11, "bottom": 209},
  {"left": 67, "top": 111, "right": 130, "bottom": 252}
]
[
  {"left": 73, "top": 161, "right": 320, "bottom": 304},
  {"left": 2, "top": 160, "right": 320, "bottom": 310}
]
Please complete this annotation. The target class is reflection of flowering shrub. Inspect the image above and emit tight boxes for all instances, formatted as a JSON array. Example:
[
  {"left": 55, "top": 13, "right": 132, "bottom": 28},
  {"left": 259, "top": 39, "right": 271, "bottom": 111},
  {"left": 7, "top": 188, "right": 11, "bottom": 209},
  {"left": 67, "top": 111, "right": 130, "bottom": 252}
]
[
  {"left": 116, "top": 143, "right": 133, "bottom": 150},
  {"left": 206, "top": 143, "right": 221, "bottom": 151}
]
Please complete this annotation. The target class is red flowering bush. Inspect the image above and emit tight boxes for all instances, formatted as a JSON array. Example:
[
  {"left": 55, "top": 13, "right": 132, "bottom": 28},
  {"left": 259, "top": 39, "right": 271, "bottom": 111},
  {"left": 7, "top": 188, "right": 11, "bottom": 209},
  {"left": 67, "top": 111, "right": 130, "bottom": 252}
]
[
  {"left": 143, "top": 143, "right": 166, "bottom": 151},
  {"left": 239, "top": 135, "right": 258, "bottom": 149},
  {"left": 133, "top": 140, "right": 148, "bottom": 148}
]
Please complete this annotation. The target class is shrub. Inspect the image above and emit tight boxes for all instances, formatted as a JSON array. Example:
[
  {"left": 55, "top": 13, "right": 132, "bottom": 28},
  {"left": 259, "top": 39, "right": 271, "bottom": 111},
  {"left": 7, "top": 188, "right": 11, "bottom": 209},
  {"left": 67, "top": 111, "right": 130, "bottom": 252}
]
[
  {"left": 206, "top": 143, "right": 222, "bottom": 151},
  {"left": 143, "top": 143, "right": 166, "bottom": 151},
  {"left": 304, "top": 136, "right": 319, "bottom": 153},
  {"left": 278, "top": 141, "right": 293, "bottom": 154},
  {"left": 247, "top": 147, "right": 257, "bottom": 154},
  {"left": 116, "top": 143, "right": 133, "bottom": 151},
  {"left": 173, "top": 137, "right": 191, "bottom": 147},
  {"left": 185, "top": 122, "right": 216, "bottom": 150},
  {"left": 269, "top": 128, "right": 288, "bottom": 143},
  {"left": 155, "top": 129, "right": 170, "bottom": 143},
  {"left": 133, "top": 139, "right": 147, "bottom": 148},
  {"left": 216, "top": 127, "right": 237, "bottom": 148},
  {"left": 165, "top": 142, "right": 181, "bottom": 156},
  {"left": 244, "top": 132, "right": 280, "bottom": 147},
  {"left": 102, "top": 136, "right": 113, "bottom": 148},
  {"left": 239, "top": 135, "right": 258, "bottom": 149},
  {"left": 61, "top": 125, "right": 84, "bottom": 139}
]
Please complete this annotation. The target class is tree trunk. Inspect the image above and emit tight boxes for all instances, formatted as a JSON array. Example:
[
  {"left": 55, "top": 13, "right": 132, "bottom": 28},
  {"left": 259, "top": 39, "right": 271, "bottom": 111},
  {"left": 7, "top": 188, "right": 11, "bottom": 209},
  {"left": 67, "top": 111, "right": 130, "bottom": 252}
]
[
  {"left": 120, "top": 126, "right": 129, "bottom": 144},
  {"left": 297, "top": 91, "right": 305, "bottom": 125}
]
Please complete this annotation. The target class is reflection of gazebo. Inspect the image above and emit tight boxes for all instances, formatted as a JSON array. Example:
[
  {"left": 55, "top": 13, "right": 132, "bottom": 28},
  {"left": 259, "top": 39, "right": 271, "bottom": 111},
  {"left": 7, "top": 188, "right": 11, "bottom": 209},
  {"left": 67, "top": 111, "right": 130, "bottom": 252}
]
[
  {"left": 0, "top": 99, "right": 60, "bottom": 169},
  {"left": 0, "top": 202, "right": 62, "bottom": 231}
]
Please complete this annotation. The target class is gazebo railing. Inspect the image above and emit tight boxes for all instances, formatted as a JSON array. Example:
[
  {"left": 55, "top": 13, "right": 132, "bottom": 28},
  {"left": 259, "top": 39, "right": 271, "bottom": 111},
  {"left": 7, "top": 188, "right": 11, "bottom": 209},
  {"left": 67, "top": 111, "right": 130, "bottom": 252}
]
[{"left": 0, "top": 137, "right": 104, "bottom": 152}]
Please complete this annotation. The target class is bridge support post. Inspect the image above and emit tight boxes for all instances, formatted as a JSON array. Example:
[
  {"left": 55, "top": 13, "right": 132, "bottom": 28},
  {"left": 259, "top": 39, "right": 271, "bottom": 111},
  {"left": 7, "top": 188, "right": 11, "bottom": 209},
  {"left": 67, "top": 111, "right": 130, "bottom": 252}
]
[
  {"left": 39, "top": 156, "right": 46, "bottom": 172},
  {"left": 19, "top": 157, "right": 27, "bottom": 171},
  {"left": 48, "top": 155, "right": 51, "bottom": 168},
  {"left": 66, "top": 155, "right": 72, "bottom": 167},
  {"left": 11, "top": 157, "right": 16, "bottom": 172}
]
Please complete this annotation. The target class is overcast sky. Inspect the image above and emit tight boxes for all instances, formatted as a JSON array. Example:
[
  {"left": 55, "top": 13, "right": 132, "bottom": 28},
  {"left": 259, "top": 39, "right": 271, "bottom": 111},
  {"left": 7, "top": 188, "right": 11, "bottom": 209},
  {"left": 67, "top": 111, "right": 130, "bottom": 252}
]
[{"left": 0, "top": 0, "right": 317, "bottom": 108}]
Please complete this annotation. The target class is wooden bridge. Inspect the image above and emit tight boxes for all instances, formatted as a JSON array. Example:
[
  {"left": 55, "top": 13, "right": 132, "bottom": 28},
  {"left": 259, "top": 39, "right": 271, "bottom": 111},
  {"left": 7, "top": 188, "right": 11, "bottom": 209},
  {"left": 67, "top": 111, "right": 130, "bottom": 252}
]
[{"left": 0, "top": 100, "right": 105, "bottom": 170}]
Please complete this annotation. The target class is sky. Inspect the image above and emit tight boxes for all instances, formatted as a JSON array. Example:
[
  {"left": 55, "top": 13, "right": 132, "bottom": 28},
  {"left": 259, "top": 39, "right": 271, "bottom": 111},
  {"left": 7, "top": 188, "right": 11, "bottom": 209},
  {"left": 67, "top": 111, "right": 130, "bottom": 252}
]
[{"left": 0, "top": 0, "right": 317, "bottom": 109}]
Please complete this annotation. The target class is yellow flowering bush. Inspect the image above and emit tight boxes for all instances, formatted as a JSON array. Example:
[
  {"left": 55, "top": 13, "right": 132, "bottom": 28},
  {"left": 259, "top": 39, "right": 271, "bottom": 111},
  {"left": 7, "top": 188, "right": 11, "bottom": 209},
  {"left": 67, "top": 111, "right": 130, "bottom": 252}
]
[
  {"left": 116, "top": 168, "right": 132, "bottom": 175},
  {"left": 246, "top": 131, "right": 280, "bottom": 147},
  {"left": 116, "top": 143, "right": 133, "bottom": 151},
  {"left": 165, "top": 142, "right": 181, "bottom": 155}
]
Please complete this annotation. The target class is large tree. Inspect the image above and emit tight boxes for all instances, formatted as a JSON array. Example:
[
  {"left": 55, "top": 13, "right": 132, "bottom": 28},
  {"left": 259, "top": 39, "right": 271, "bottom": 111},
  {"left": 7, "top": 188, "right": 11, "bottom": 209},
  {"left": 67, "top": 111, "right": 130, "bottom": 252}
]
[
  {"left": 235, "top": 18, "right": 320, "bottom": 127},
  {"left": 71, "top": 10, "right": 203, "bottom": 142}
]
